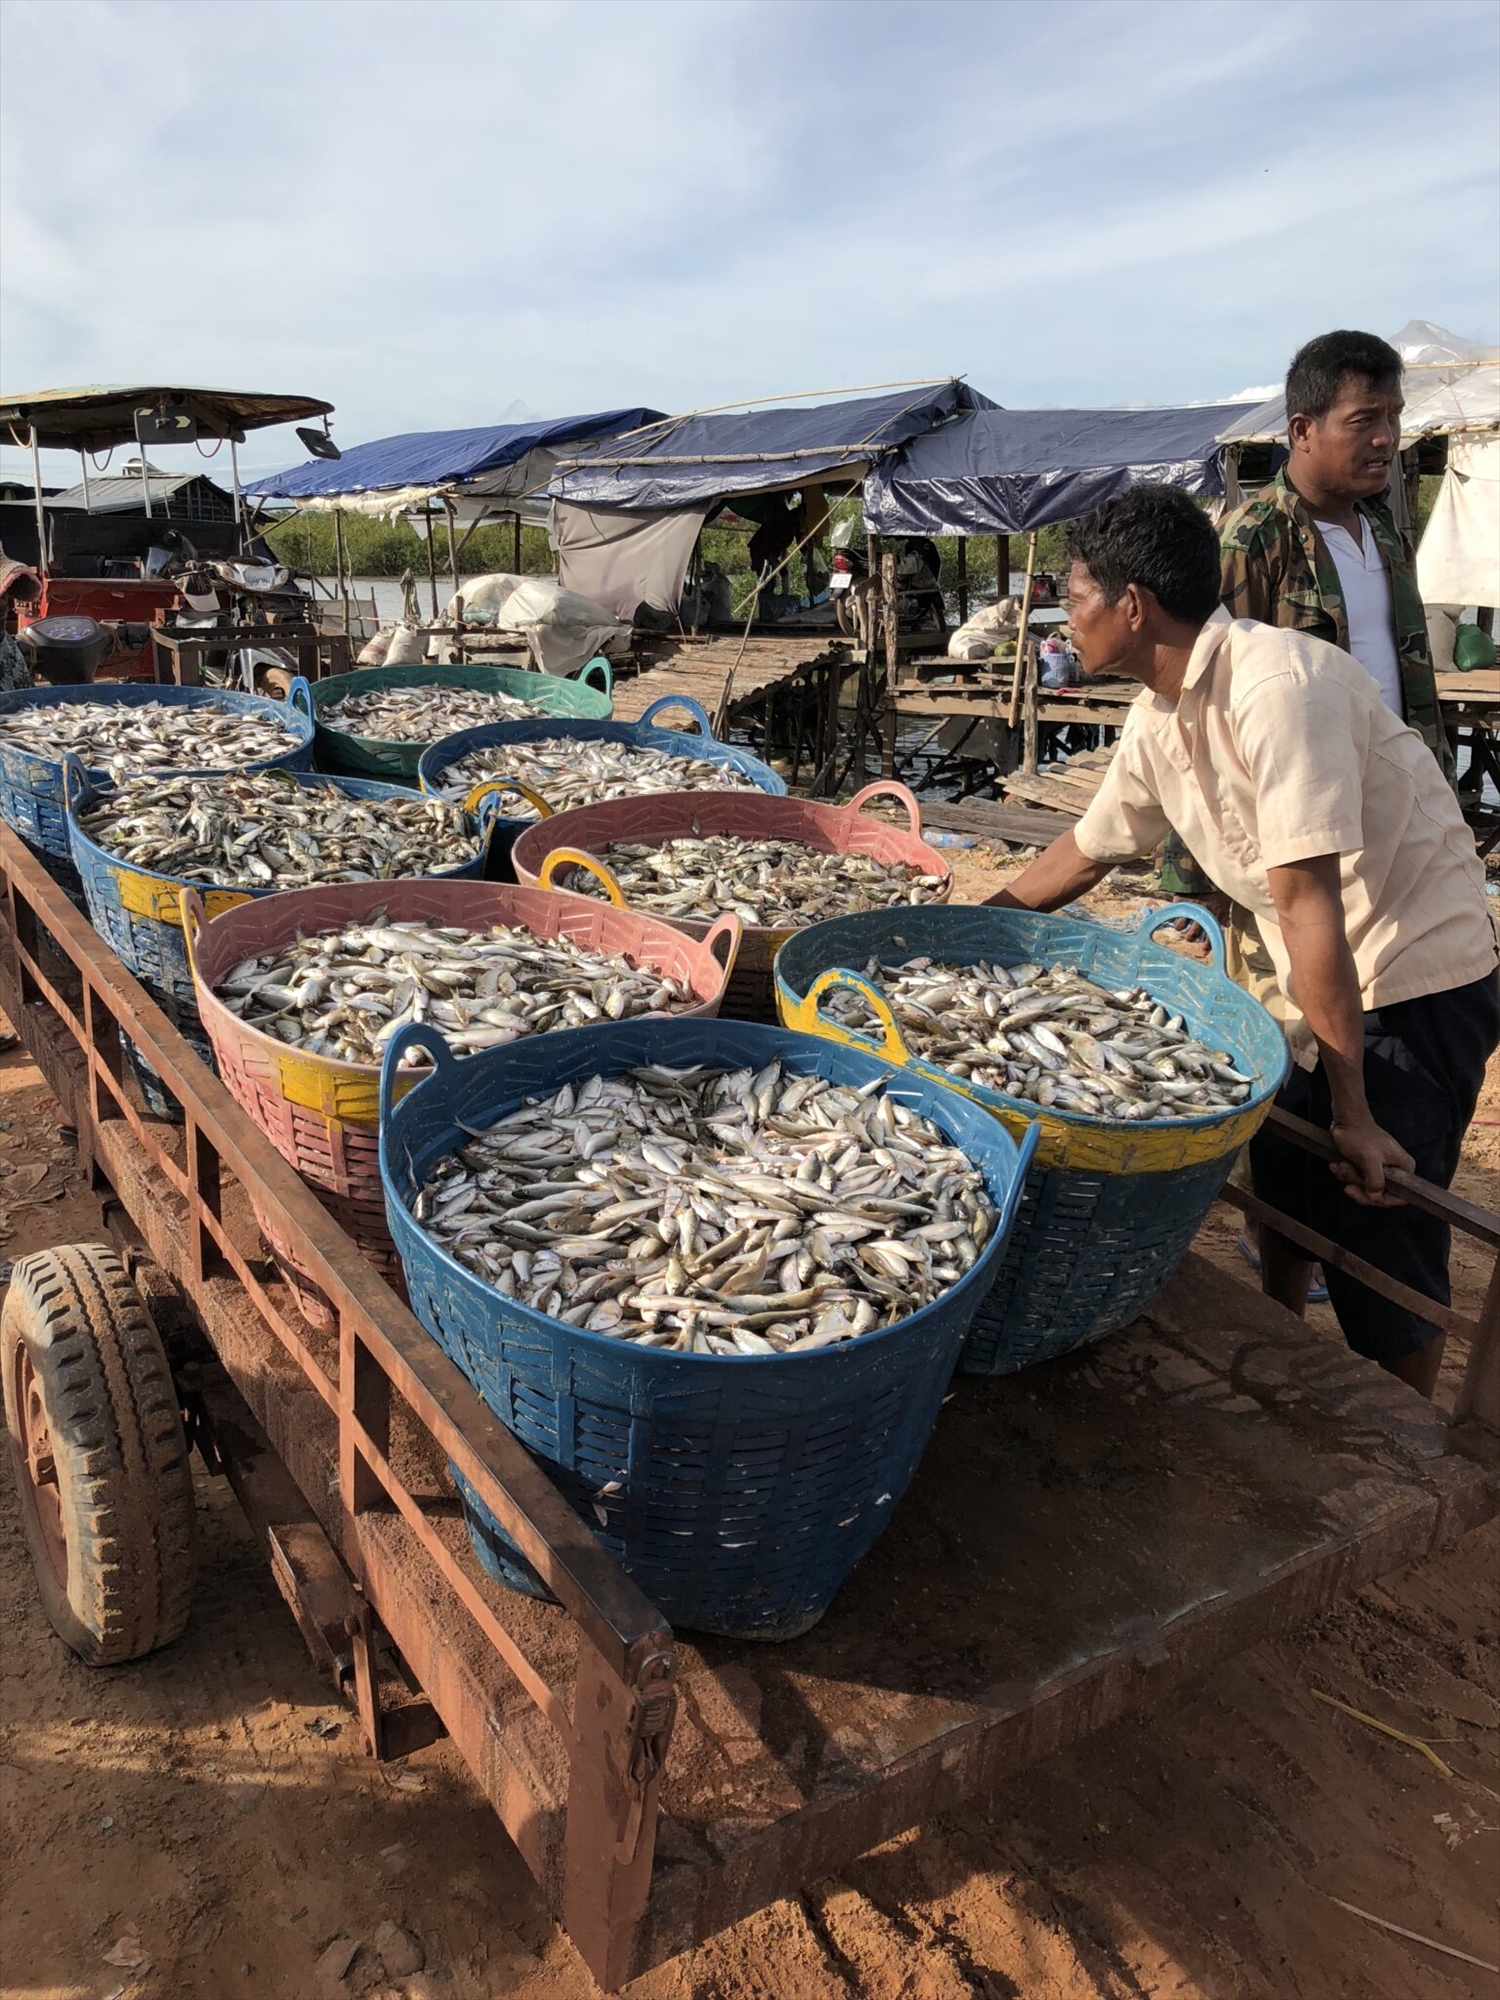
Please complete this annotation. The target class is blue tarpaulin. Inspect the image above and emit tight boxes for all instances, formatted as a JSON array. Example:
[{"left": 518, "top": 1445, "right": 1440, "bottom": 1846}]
[
  {"left": 862, "top": 404, "right": 1247, "bottom": 535},
  {"left": 246, "top": 408, "right": 665, "bottom": 500},
  {"left": 548, "top": 381, "right": 996, "bottom": 512}
]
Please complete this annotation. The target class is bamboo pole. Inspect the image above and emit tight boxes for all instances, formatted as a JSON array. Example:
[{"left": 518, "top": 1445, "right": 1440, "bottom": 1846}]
[
  {"left": 444, "top": 497, "right": 462, "bottom": 602},
  {"left": 881, "top": 550, "right": 899, "bottom": 780},
  {"left": 29, "top": 427, "right": 47, "bottom": 572},
  {"left": 1005, "top": 531, "right": 1039, "bottom": 730},
  {"left": 332, "top": 508, "right": 351, "bottom": 640}
]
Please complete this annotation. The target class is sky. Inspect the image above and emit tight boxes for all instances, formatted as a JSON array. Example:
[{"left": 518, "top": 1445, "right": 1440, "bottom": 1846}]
[{"left": 2, "top": 0, "right": 1498, "bottom": 487}]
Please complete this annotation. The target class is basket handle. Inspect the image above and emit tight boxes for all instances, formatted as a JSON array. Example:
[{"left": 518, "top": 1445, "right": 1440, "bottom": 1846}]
[
  {"left": 701, "top": 911, "right": 744, "bottom": 974},
  {"left": 379, "top": 1021, "right": 454, "bottom": 1135},
  {"left": 285, "top": 675, "right": 315, "bottom": 721},
  {"left": 59, "top": 750, "right": 93, "bottom": 816},
  {"left": 793, "top": 967, "right": 912, "bottom": 1068},
  {"left": 180, "top": 887, "right": 209, "bottom": 982},
  {"left": 576, "top": 655, "right": 613, "bottom": 698},
  {"left": 847, "top": 779, "right": 923, "bottom": 838},
  {"left": 1136, "top": 900, "right": 1226, "bottom": 974},
  {"left": 639, "top": 692, "right": 713, "bottom": 738},
  {"left": 536, "top": 845, "right": 627, "bottom": 906},
  {"left": 464, "top": 775, "right": 552, "bottom": 822}
]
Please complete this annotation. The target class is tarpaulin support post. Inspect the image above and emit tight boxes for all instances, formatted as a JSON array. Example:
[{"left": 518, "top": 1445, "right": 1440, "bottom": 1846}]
[{"left": 956, "top": 536, "right": 968, "bottom": 626}]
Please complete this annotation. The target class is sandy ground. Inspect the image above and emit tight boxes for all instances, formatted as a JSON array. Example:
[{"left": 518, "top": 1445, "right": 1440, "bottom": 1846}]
[{"left": 2, "top": 852, "right": 1498, "bottom": 2000}]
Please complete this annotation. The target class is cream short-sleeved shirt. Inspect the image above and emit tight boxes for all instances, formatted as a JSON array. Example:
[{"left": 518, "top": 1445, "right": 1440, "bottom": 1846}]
[{"left": 1074, "top": 610, "right": 1496, "bottom": 1050}]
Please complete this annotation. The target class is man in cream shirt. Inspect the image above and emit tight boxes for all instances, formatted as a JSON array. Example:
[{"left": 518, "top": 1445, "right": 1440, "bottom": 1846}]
[{"left": 987, "top": 484, "right": 1498, "bottom": 1397}]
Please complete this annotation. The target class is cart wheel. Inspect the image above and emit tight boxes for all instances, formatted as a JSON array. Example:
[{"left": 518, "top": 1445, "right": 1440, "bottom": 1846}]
[{"left": 2, "top": 1244, "right": 196, "bottom": 1664}]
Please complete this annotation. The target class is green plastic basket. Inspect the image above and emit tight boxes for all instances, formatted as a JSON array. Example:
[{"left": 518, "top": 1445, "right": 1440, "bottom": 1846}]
[{"left": 310, "top": 657, "right": 614, "bottom": 780}]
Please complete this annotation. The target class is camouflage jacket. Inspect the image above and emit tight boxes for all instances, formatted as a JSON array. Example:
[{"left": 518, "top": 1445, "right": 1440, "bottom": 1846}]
[{"left": 1219, "top": 469, "right": 1452, "bottom": 779}]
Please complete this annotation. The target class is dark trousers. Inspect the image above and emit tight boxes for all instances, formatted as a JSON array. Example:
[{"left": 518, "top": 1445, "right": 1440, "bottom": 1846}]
[{"left": 1248, "top": 971, "right": 1500, "bottom": 1362}]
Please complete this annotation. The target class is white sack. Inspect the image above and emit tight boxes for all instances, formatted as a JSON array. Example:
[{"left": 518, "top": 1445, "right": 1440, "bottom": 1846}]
[
  {"left": 382, "top": 623, "right": 430, "bottom": 665},
  {"left": 948, "top": 595, "right": 1021, "bottom": 661},
  {"left": 441, "top": 572, "right": 630, "bottom": 676}
]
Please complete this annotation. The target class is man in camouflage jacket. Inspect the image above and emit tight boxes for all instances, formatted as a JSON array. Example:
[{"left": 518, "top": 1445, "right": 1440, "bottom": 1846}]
[{"left": 1220, "top": 468, "right": 1450, "bottom": 774}]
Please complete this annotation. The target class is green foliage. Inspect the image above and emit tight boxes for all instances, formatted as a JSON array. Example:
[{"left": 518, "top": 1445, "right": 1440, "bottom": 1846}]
[{"left": 262, "top": 512, "right": 556, "bottom": 579}]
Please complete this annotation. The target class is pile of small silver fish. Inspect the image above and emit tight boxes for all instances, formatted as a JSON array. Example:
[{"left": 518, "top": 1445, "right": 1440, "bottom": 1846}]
[
  {"left": 320, "top": 684, "right": 546, "bottom": 743},
  {"left": 215, "top": 917, "right": 697, "bottom": 1063},
  {"left": 77, "top": 772, "right": 477, "bottom": 888},
  {"left": 562, "top": 834, "right": 945, "bottom": 928},
  {"left": 0, "top": 699, "right": 302, "bottom": 775},
  {"left": 432, "top": 737, "right": 762, "bottom": 816},
  {"left": 823, "top": 956, "right": 1255, "bottom": 1120},
  {"left": 413, "top": 1060, "right": 995, "bottom": 1353}
]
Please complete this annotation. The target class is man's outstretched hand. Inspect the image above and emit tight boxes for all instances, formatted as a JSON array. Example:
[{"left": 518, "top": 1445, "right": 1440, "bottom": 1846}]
[{"left": 1328, "top": 1112, "right": 1415, "bottom": 1206}]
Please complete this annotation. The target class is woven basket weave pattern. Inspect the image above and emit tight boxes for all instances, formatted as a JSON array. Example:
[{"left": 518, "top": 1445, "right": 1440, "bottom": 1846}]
[
  {"left": 774, "top": 903, "right": 1289, "bottom": 1375},
  {"left": 379, "top": 1016, "right": 1034, "bottom": 1639}
]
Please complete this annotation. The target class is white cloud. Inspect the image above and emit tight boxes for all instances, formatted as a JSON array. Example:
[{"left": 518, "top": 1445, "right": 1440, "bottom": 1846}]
[{"left": 1, "top": 0, "right": 1495, "bottom": 486}]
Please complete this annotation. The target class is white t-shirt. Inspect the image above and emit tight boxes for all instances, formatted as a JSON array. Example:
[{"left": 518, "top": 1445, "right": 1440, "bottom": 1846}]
[{"left": 1313, "top": 515, "right": 1404, "bottom": 718}]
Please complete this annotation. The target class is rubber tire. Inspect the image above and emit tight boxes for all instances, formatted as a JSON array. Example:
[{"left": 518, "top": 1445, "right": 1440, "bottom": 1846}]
[{"left": 2, "top": 1244, "right": 197, "bottom": 1664}]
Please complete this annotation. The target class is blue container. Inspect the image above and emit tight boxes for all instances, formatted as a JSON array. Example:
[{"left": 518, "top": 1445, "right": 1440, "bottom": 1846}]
[
  {"left": 63, "top": 759, "right": 502, "bottom": 1037},
  {"left": 775, "top": 903, "right": 1290, "bottom": 1376},
  {"left": 0, "top": 679, "right": 317, "bottom": 865},
  {"left": 415, "top": 692, "right": 787, "bottom": 877},
  {"left": 379, "top": 1017, "right": 1037, "bottom": 1639}
]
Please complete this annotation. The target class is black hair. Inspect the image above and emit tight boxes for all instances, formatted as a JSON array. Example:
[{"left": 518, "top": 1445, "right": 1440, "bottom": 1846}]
[
  {"left": 1286, "top": 329, "right": 1402, "bottom": 422},
  {"left": 1065, "top": 483, "right": 1220, "bottom": 626}
]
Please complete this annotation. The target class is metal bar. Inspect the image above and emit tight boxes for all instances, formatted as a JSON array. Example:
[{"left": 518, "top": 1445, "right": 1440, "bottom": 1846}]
[
  {"left": 1266, "top": 1105, "right": 1500, "bottom": 1247},
  {"left": 229, "top": 436, "right": 248, "bottom": 555},
  {"left": 0, "top": 827, "right": 670, "bottom": 1674},
  {"left": 348, "top": 1416, "right": 576, "bottom": 1743},
  {"left": 1455, "top": 1256, "right": 1500, "bottom": 1431},
  {"left": 1218, "top": 1185, "right": 1474, "bottom": 1339}
]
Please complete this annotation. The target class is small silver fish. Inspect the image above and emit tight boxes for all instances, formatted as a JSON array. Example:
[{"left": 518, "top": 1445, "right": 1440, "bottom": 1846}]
[
  {"left": 320, "top": 684, "right": 545, "bottom": 743},
  {"left": 434, "top": 737, "right": 762, "bottom": 816},
  {"left": 563, "top": 835, "right": 945, "bottom": 929},
  {"left": 411, "top": 1061, "right": 995, "bottom": 1353},
  {"left": 0, "top": 699, "right": 301, "bottom": 776}
]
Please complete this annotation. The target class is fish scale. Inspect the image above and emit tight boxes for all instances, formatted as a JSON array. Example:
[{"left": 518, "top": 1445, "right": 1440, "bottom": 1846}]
[
  {"left": 824, "top": 955, "right": 1254, "bottom": 1121},
  {"left": 433, "top": 737, "right": 762, "bottom": 815},
  {"left": 411, "top": 1060, "right": 995, "bottom": 1355},
  {"left": 78, "top": 771, "right": 476, "bottom": 888},
  {"left": 217, "top": 916, "right": 698, "bottom": 1063},
  {"left": 321, "top": 685, "right": 545, "bottom": 742},
  {"left": 0, "top": 699, "right": 301, "bottom": 774},
  {"left": 565, "top": 834, "right": 945, "bottom": 928}
]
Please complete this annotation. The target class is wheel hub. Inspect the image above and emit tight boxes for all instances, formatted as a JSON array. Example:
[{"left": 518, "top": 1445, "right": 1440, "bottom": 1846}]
[{"left": 14, "top": 1346, "right": 67, "bottom": 1587}]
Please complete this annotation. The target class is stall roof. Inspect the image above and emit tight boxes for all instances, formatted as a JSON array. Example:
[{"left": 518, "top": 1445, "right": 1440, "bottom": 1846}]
[
  {"left": 247, "top": 409, "right": 666, "bottom": 501},
  {"left": 45, "top": 469, "right": 228, "bottom": 513},
  {"left": 863, "top": 403, "right": 1245, "bottom": 535},
  {"left": 1216, "top": 322, "right": 1500, "bottom": 445},
  {"left": 0, "top": 385, "right": 333, "bottom": 452},
  {"left": 549, "top": 380, "right": 997, "bottom": 512}
]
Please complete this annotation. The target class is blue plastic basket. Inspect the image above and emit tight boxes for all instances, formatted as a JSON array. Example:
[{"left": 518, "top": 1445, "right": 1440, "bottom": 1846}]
[
  {"left": 414, "top": 691, "right": 788, "bottom": 875},
  {"left": 378, "top": 1017, "right": 1038, "bottom": 1639},
  {"left": 0, "top": 679, "right": 317, "bottom": 863},
  {"left": 775, "top": 902, "right": 1290, "bottom": 1375},
  {"left": 63, "top": 759, "right": 502, "bottom": 1036}
]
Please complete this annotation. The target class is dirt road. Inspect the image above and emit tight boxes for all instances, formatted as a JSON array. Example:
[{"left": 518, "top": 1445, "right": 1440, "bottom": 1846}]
[{"left": 3, "top": 855, "right": 1499, "bottom": 1998}]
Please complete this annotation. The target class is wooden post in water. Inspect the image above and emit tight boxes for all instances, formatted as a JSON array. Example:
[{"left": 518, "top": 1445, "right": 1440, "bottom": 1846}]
[
  {"left": 333, "top": 508, "right": 351, "bottom": 640},
  {"left": 513, "top": 511, "right": 523, "bottom": 575},
  {"left": 425, "top": 506, "right": 440, "bottom": 621},
  {"left": 956, "top": 536, "right": 969, "bottom": 625},
  {"left": 881, "top": 550, "right": 899, "bottom": 781}
]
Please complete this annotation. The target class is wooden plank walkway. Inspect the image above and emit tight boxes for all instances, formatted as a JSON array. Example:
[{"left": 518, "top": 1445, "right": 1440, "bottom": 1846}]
[{"left": 611, "top": 634, "right": 853, "bottom": 726}]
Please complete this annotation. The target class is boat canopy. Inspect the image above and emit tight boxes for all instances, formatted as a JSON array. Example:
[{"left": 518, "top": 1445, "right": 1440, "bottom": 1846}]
[{"left": 0, "top": 385, "right": 333, "bottom": 452}]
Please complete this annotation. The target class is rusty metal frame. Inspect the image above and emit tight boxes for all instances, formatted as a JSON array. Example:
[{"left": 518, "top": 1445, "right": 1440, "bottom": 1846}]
[
  {"left": 3, "top": 822, "right": 1497, "bottom": 1989},
  {"left": 0, "top": 828, "right": 674, "bottom": 1990},
  {"left": 1215, "top": 1106, "right": 1500, "bottom": 1433}
]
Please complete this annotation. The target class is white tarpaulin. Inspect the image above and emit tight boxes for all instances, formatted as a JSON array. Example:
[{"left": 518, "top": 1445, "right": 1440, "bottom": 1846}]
[
  {"left": 1217, "top": 322, "right": 1500, "bottom": 444},
  {"left": 552, "top": 502, "right": 708, "bottom": 620},
  {"left": 1417, "top": 433, "right": 1500, "bottom": 609},
  {"left": 438, "top": 572, "right": 630, "bottom": 676}
]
